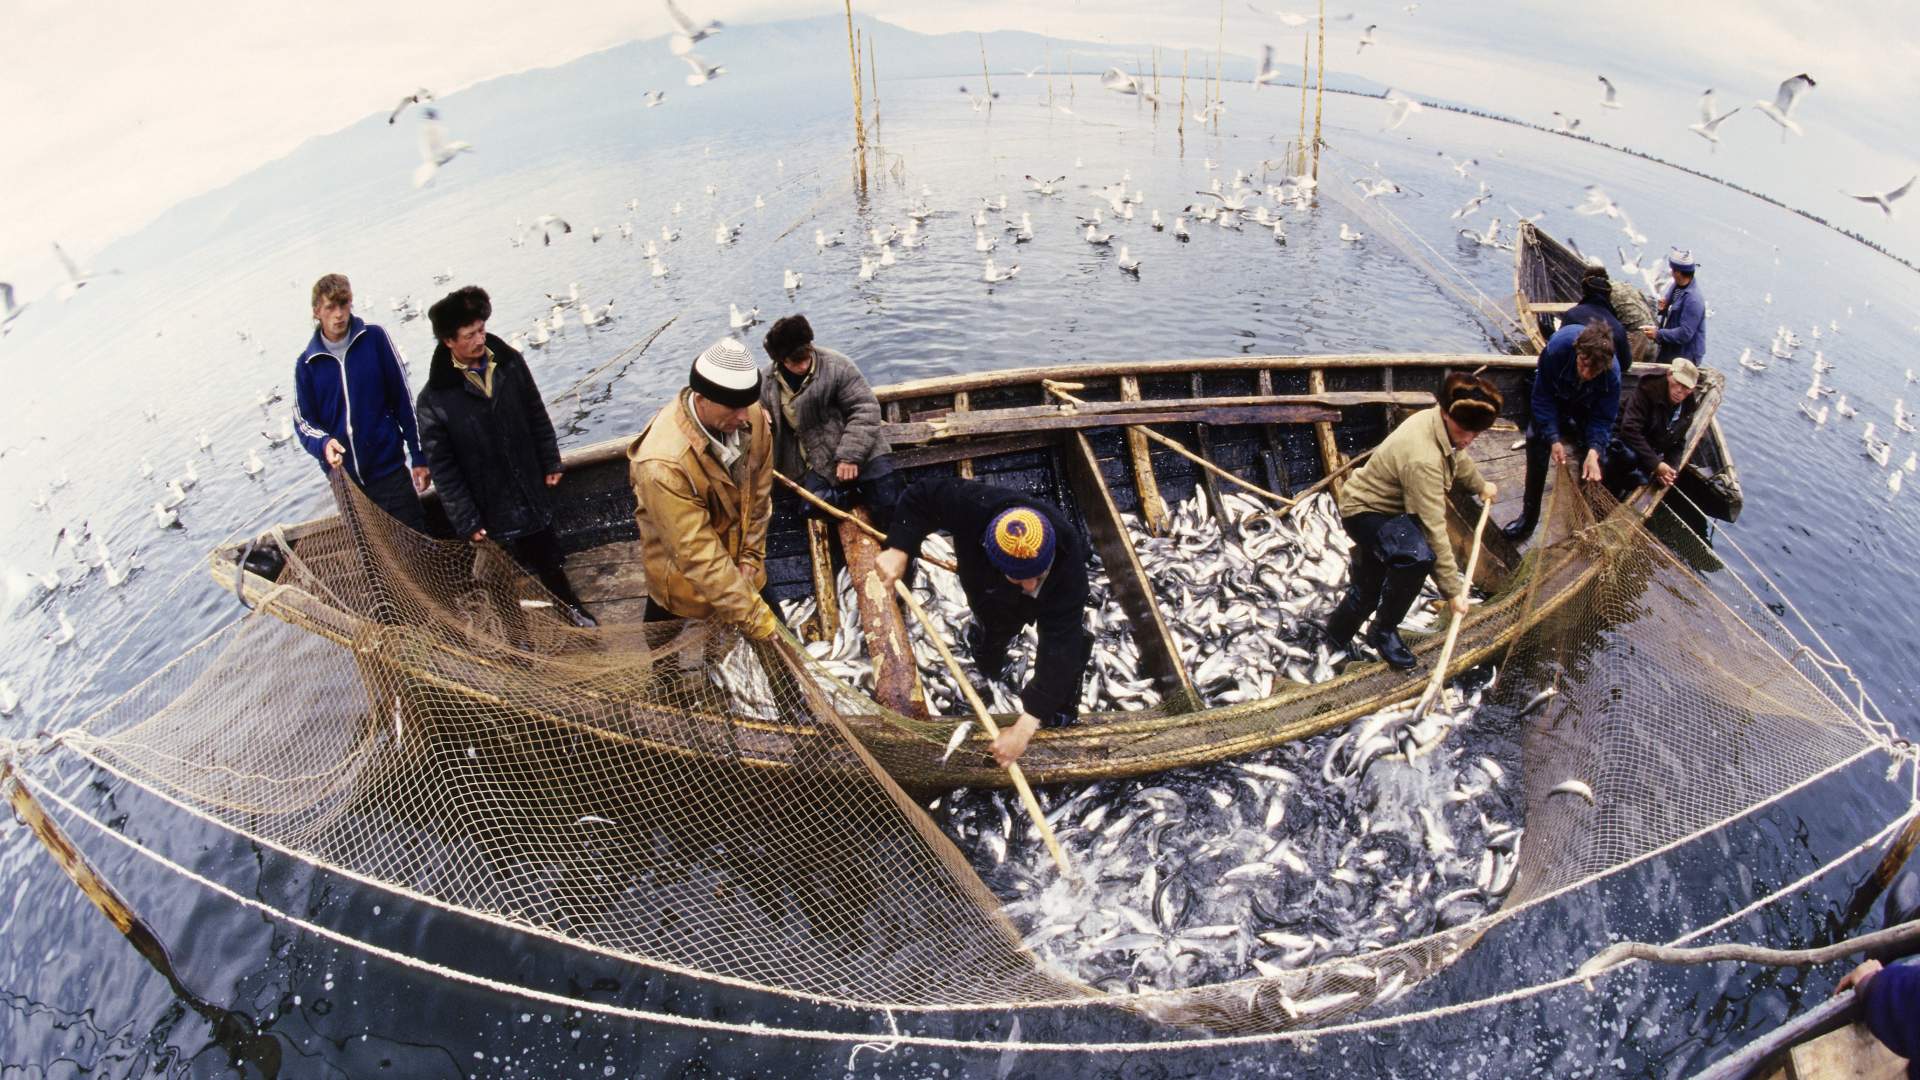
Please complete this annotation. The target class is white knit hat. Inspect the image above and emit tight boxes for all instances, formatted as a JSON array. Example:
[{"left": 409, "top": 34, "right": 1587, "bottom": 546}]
[{"left": 689, "top": 337, "right": 760, "bottom": 408}]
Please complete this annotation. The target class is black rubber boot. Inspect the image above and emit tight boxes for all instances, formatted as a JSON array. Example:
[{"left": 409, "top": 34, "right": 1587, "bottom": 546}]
[
  {"left": 1506, "top": 436, "right": 1550, "bottom": 543},
  {"left": 1367, "top": 626, "right": 1418, "bottom": 670},
  {"left": 1366, "top": 564, "right": 1429, "bottom": 671},
  {"left": 1501, "top": 517, "right": 1536, "bottom": 543}
]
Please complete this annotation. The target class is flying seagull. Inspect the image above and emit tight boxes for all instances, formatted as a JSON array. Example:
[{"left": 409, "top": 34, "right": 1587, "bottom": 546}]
[
  {"left": 412, "top": 108, "right": 473, "bottom": 188},
  {"left": 666, "top": 0, "right": 721, "bottom": 44},
  {"left": 1597, "top": 75, "right": 1621, "bottom": 109},
  {"left": 1842, "top": 175, "right": 1913, "bottom": 219},
  {"left": 1688, "top": 89, "right": 1742, "bottom": 149},
  {"left": 1254, "top": 45, "right": 1282, "bottom": 87},
  {"left": 1383, "top": 88, "right": 1423, "bottom": 130},
  {"left": 52, "top": 241, "right": 119, "bottom": 300},
  {"left": 387, "top": 88, "right": 435, "bottom": 124},
  {"left": 0, "top": 282, "right": 26, "bottom": 335},
  {"left": 681, "top": 51, "right": 725, "bottom": 86},
  {"left": 522, "top": 215, "right": 573, "bottom": 246},
  {"left": 1755, "top": 73, "right": 1816, "bottom": 136},
  {"left": 1357, "top": 25, "right": 1376, "bottom": 54},
  {"left": 1099, "top": 67, "right": 1158, "bottom": 103},
  {"left": 642, "top": 90, "right": 665, "bottom": 108}
]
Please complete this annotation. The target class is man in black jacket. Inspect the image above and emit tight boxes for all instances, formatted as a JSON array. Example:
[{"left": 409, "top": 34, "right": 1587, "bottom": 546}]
[
  {"left": 1562, "top": 264, "right": 1632, "bottom": 376},
  {"left": 1606, "top": 358, "right": 1700, "bottom": 495},
  {"left": 416, "top": 285, "right": 594, "bottom": 627},
  {"left": 874, "top": 479, "right": 1093, "bottom": 767}
]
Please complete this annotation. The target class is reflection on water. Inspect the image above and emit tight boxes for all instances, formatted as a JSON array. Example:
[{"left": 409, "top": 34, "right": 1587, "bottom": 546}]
[{"left": 2, "top": 27, "right": 1917, "bottom": 1076}]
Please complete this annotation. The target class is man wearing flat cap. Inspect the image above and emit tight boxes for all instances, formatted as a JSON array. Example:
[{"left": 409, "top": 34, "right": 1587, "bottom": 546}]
[
  {"left": 1644, "top": 248, "right": 1707, "bottom": 365},
  {"left": 1324, "top": 373, "right": 1502, "bottom": 670},
  {"left": 628, "top": 337, "right": 778, "bottom": 640},
  {"left": 1607, "top": 358, "right": 1701, "bottom": 494}
]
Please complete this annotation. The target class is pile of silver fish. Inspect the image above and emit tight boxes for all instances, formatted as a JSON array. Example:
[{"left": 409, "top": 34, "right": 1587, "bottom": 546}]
[
  {"left": 1128, "top": 490, "right": 1444, "bottom": 707},
  {"left": 933, "top": 672, "right": 1523, "bottom": 998}
]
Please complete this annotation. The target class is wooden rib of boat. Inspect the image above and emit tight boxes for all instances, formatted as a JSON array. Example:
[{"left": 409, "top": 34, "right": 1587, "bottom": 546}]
[
  {"left": 211, "top": 351, "right": 1728, "bottom": 793},
  {"left": 1515, "top": 221, "right": 1744, "bottom": 523}
]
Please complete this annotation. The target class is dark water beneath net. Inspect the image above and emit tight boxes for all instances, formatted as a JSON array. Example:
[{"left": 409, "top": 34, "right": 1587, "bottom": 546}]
[{"left": 1, "top": 69, "right": 1916, "bottom": 1078}]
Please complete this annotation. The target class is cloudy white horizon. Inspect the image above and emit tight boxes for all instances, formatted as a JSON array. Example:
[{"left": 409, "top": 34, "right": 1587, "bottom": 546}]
[{"left": 2, "top": 0, "right": 1915, "bottom": 304}]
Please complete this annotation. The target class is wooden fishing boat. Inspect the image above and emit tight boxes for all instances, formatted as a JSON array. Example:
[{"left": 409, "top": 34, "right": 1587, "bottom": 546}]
[
  {"left": 211, "top": 351, "right": 1727, "bottom": 793},
  {"left": 1515, "top": 221, "right": 1744, "bottom": 522}
]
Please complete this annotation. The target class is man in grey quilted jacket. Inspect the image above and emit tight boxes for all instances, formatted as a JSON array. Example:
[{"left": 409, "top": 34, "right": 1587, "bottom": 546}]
[{"left": 758, "top": 314, "right": 902, "bottom": 529}]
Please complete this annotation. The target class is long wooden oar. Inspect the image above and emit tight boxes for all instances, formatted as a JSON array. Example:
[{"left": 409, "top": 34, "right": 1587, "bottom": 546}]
[
  {"left": 1411, "top": 497, "right": 1492, "bottom": 721},
  {"left": 772, "top": 469, "right": 958, "bottom": 573},
  {"left": 1041, "top": 380, "right": 1291, "bottom": 506},
  {"left": 890, "top": 577, "right": 1074, "bottom": 880}
]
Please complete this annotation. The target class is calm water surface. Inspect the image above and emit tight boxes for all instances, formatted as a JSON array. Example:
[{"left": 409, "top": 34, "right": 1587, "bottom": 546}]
[{"left": 1, "top": 50, "right": 1916, "bottom": 1078}]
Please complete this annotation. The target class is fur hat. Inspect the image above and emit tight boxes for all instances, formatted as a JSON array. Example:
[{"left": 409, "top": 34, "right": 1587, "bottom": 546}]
[
  {"left": 1440, "top": 371, "right": 1504, "bottom": 433},
  {"left": 983, "top": 505, "right": 1056, "bottom": 579},
  {"left": 689, "top": 337, "right": 761, "bottom": 408},
  {"left": 763, "top": 315, "right": 814, "bottom": 362}
]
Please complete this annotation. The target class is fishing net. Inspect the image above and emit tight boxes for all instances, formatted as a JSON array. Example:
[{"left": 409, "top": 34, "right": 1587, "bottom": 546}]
[{"left": 8, "top": 455, "right": 1893, "bottom": 1044}]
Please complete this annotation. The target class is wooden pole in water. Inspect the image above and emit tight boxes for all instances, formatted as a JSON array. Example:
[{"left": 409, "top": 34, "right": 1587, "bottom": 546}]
[
  {"left": 1214, "top": 0, "right": 1226, "bottom": 132},
  {"left": 1046, "top": 43, "right": 1054, "bottom": 109},
  {"left": 867, "top": 31, "right": 880, "bottom": 140},
  {"left": 772, "top": 469, "right": 958, "bottom": 573},
  {"left": 1412, "top": 499, "right": 1492, "bottom": 721},
  {"left": 1151, "top": 47, "right": 1161, "bottom": 114},
  {"left": 1178, "top": 50, "right": 1188, "bottom": 137},
  {"left": 1312, "top": 0, "right": 1326, "bottom": 180},
  {"left": 843, "top": 0, "right": 867, "bottom": 190},
  {"left": 978, "top": 34, "right": 993, "bottom": 107},
  {"left": 893, "top": 580, "right": 1074, "bottom": 879},
  {"left": 1298, "top": 36, "right": 1311, "bottom": 173}
]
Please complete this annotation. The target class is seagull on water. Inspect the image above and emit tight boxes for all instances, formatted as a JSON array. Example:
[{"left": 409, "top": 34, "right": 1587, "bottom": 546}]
[
  {"left": 816, "top": 229, "right": 843, "bottom": 250},
  {"left": 858, "top": 256, "right": 877, "bottom": 282},
  {"left": 981, "top": 258, "right": 1019, "bottom": 283},
  {"left": 1173, "top": 216, "right": 1191, "bottom": 242},
  {"left": 1116, "top": 246, "right": 1140, "bottom": 276},
  {"left": 1083, "top": 222, "right": 1114, "bottom": 246},
  {"left": 388, "top": 88, "right": 435, "bottom": 124},
  {"left": 1339, "top": 223, "right": 1365, "bottom": 243},
  {"left": 412, "top": 109, "right": 473, "bottom": 188},
  {"left": 784, "top": 269, "right": 802, "bottom": 290},
  {"left": 1845, "top": 175, "right": 1914, "bottom": 219},
  {"left": 975, "top": 229, "right": 996, "bottom": 253},
  {"left": 729, "top": 303, "right": 759, "bottom": 330},
  {"left": 581, "top": 299, "right": 614, "bottom": 326},
  {"left": 1382, "top": 88, "right": 1423, "bottom": 130},
  {"left": 1755, "top": 74, "right": 1816, "bottom": 136},
  {"left": 1688, "top": 89, "right": 1742, "bottom": 150},
  {"left": 152, "top": 500, "right": 181, "bottom": 529},
  {"left": 243, "top": 448, "right": 265, "bottom": 476},
  {"left": 0, "top": 681, "right": 16, "bottom": 716},
  {"left": 1025, "top": 174, "right": 1066, "bottom": 197},
  {"left": 650, "top": 256, "right": 669, "bottom": 278}
]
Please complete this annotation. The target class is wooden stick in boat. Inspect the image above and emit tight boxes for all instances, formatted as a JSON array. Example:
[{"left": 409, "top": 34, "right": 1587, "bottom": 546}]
[
  {"left": 891, "top": 578, "right": 1075, "bottom": 880},
  {"left": 1578, "top": 917, "right": 1920, "bottom": 981},
  {"left": 1041, "top": 380, "right": 1290, "bottom": 505},
  {"left": 1260, "top": 446, "right": 1374, "bottom": 517},
  {"left": 1411, "top": 497, "right": 1492, "bottom": 721},
  {"left": 771, "top": 469, "right": 959, "bottom": 574}
]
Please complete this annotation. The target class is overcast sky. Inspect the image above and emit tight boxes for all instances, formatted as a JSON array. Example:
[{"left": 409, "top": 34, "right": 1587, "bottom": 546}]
[{"left": 3, "top": 1, "right": 1915, "bottom": 299}]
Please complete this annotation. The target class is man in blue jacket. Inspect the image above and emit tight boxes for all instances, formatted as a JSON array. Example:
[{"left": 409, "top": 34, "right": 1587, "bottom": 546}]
[
  {"left": 1503, "top": 321, "right": 1621, "bottom": 543},
  {"left": 294, "top": 274, "right": 429, "bottom": 532},
  {"left": 1643, "top": 248, "right": 1706, "bottom": 364},
  {"left": 1835, "top": 958, "right": 1919, "bottom": 1075}
]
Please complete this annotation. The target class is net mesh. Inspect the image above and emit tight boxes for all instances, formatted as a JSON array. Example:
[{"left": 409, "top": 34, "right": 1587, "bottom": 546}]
[{"left": 26, "top": 462, "right": 1890, "bottom": 1040}]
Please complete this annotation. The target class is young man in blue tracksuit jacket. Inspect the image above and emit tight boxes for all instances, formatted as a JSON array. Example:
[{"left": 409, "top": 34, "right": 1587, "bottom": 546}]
[{"left": 294, "top": 274, "right": 430, "bottom": 531}]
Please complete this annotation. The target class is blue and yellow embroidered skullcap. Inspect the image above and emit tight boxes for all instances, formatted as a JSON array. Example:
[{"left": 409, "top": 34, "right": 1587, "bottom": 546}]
[{"left": 984, "top": 505, "right": 1056, "bottom": 578}]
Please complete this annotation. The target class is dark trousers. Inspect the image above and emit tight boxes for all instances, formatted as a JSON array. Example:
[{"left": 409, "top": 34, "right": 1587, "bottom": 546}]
[
  {"left": 799, "top": 455, "right": 905, "bottom": 534},
  {"left": 497, "top": 528, "right": 586, "bottom": 613},
  {"left": 1516, "top": 431, "right": 1596, "bottom": 528},
  {"left": 966, "top": 612, "right": 1083, "bottom": 727},
  {"left": 360, "top": 467, "right": 426, "bottom": 534},
  {"left": 1325, "top": 513, "right": 1435, "bottom": 646}
]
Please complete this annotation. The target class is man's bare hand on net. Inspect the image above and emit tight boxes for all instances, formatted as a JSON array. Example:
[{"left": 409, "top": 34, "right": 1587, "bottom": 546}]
[
  {"left": 324, "top": 439, "right": 345, "bottom": 468},
  {"left": 993, "top": 713, "right": 1041, "bottom": 768}
]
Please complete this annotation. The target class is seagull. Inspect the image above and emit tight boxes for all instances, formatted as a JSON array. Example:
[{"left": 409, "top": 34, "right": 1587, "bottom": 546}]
[
  {"left": 1552, "top": 111, "right": 1582, "bottom": 133},
  {"left": 650, "top": 256, "right": 669, "bottom": 278},
  {"left": 660, "top": 224, "right": 680, "bottom": 243},
  {"left": 1597, "top": 75, "right": 1622, "bottom": 110},
  {"left": 243, "top": 448, "right": 265, "bottom": 476},
  {"left": 1755, "top": 74, "right": 1816, "bottom": 136},
  {"left": 1890, "top": 471, "right": 1904, "bottom": 496},
  {"left": 681, "top": 52, "right": 725, "bottom": 86},
  {"left": 523, "top": 215, "right": 573, "bottom": 246},
  {"left": 815, "top": 228, "right": 844, "bottom": 250},
  {"left": 0, "top": 282, "right": 28, "bottom": 335},
  {"left": 1025, "top": 174, "right": 1066, "bottom": 197},
  {"left": 1383, "top": 88, "right": 1423, "bottom": 130},
  {"left": 1117, "top": 246, "right": 1141, "bottom": 276},
  {"left": 152, "top": 500, "right": 181, "bottom": 528},
  {"left": 590, "top": 225, "right": 603, "bottom": 243},
  {"left": 44, "top": 609, "right": 76, "bottom": 647},
  {"left": 1008, "top": 212, "right": 1035, "bottom": 242},
  {"left": 1799, "top": 401, "right": 1828, "bottom": 425},
  {"left": 975, "top": 229, "right": 997, "bottom": 253},
  {"left": 1100, "top": 67, "right": 1158, "bottom": 103},
  {"left": 618, "top": 222, "right": 633, "bottom": 240},
  {"left": 1450, "top": 185, "right": 1493, "bottom": 220},
  {"left": 1836, "top": 395, "right": 1858, "bottom": 419},
  {"left": 715, "top": 222, "right": 741, "bottom": 245},
  {"left": 1689, "top": 89, "right": 1742, "bottom": 149},
  {"left": 1438, "top": 152, "right": 1477, "bottom": 178},
  {"left": 1845, "top": 175, "right": 1915, "bottom": 219},
  {"left": 1083, "top": 222, "right": 1113, "bottom": 246},
  {"left": 1460, "top": 217, "right": 1506, "bottom": 249},
  {"left": 1193, "top": 102, "right": 1226, "bottom": 126},
  {"left": 728, "top": 303, "right": 759, "bottom": 330},
  {"left": 1575, "top": 186, "right": 1621, "bottom": 218},
  {"left": 783, "top": 269, "right": 803, "bottom": 291},
  {"left": 261, "top": 416, "right": 294, "bottom": 447},
  {"left": 1357, "top": 25, "right": 1376, "bottom": 54},
  {"left": 51, "top": 241, "right": 119, "bottom": 300},
  {"left": 527, "top": 321, "right": 550, "bottom": 348},
  {"left": 1255, "top": 45, "right": 1283, "bottom": 87},
  {"left": 387, "top": 88, "right": 435, "bottom": 124},
  {"left": 1339, "top": 223, "right": 1365, "bottom": 243},
  {"left": 545, "top": 283, "right": 581, "bottom": 308},
  {"left": 642, "top": 90, "right": 666, "bottom": 108},
  {"left": 981, "top": 258, "right": 1019, "bottom": 283},
  {"left": 1149, "top": 209, "right": 1165, "bottom": 231},
  {"left": 0, "top": 681, "right": 16, "bottom": 716},
  {"left": 858, "top": 256, "right": 877, "bottom": 282},
  {"left": 1813, "top": 350, "right": 1835, "bottom": 373},
  {"left": 1737, "top": 347, "right": 1766, "bottom": 372},
  {"left": 412, "top": 108, "right": 473, "bottom": 188},
  {"left": 581, "top": 299, "right": 614, "bottom": 326},
  {"left": 1173, "top": 216, "right": 1191, "bottom": 242},
  {"left": 665, "top": 0, "right": 722, "bottom": 45}
]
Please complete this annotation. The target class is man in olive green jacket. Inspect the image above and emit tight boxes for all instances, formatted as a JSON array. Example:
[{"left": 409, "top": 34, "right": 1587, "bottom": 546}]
[
  {"left": 628, "top": 338, "right": 778, "bottom": 640},
  {"left": 1324, "top": 372, "right": 1502, "bottom": 670}
]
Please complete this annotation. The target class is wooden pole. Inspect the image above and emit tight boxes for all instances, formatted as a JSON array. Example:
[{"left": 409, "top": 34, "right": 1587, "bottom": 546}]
[
  {"left": 1411, "top": 499, "right": 1491, "bottom": 721},
  {"left": 1178, "top": 50, "right": 1188, "bottom": 137},
  {"left": 1312, "top": 0, "right": 1326, "bottom": 180},
  {"left": 1298, "top": 36, "right": 1311, "bottom": 173},
  {"left": 1046, "top": 43, "right": 1054, "bottom": 109},
  {"left": 1042, "top": 381, "right": 1289, "bottom": 505},
  {"left": 843, "top": 0, "right": 867, "bottom": 190},
  {"left": 1847, "top": 810, "right": 1920, "bottom": 925},
  {"left": 1214, "top": 0, "right": 1226, "bottom": 132},
  {"left": 893, "top": 580, "right": 1074, "bottom": 879},
  {"left": 1151, "top": 47, "right": 1161, "bottom": 113},
  {"left": 978, "top": 34, "right": 993, "bottom": 107},
  {"left": 1067, "top": 51, "right": 1074, "bottom": 104},
  {"left": 772, "top": 469, "right": 958, "bottom": 573},
  {"left": 867, "top": 30, "right": 880, "bottom": 139},
  {"left": 1579, "top": 918, "right": 1920, "bottom": 981}
]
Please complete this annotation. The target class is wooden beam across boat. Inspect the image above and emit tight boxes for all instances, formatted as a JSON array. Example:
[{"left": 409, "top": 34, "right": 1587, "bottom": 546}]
[{"left": 1061, "top": 431, "right": 1199, "bottom": 711}]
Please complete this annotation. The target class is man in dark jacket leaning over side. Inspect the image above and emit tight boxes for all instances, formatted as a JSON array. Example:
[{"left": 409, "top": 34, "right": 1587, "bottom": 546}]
[
  {"left": 874, "top": 480, "right": 1094, "bottom": 768},
  {"left": 1503, "top": 321, "right": 1621, "bottom": 543},
  {"left": 758, "top": 314, "right": 902, "bottom": 530},
  {"left": 415, "top": 285, "right": 595, "bottom": 627},
  {"left": 1607, "top": 358, "right": 1700, "bottom": 495},
  {"left": 294, "top": 273, "right": 429, "bottom": 531}
]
